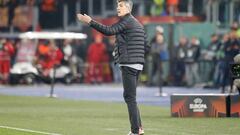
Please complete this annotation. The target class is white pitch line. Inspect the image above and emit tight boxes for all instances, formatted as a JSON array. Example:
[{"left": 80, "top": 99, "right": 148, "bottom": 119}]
[{"left": 0, "top": 125, "right": 62, "bottom": 135}]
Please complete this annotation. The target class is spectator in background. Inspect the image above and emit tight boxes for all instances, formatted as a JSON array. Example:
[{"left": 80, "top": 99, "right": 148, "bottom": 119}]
[
  {"left": 214, "top": 34, "right": 228, "bottom": 88},
  {"left": 151, "top": 0, "right": 167, "bottom": 16},
  {"left": 158, "top": 32, "right": 169, "bottom": 85},
  {"left": 185, "top": 37, "right": 201, "bottom": 87},
  {"left": 148, "top": 26, "right": 168, "bottom": 86},
  {"left": 173, "top": 36, "right": 188, "bottom": 86},
  {"left": 12, "top": 3, "right": 33, "bottom": 32},
  {"left": 39, "top": 0, "right": 61, "bottom": 29},
  {"left": 222, "top": 28, "right": 240, "bottom": 92},
  {"left": 225, "top": 27, "right": 240, "bottom": 62},
  {"left": 48, "top": 40, "right": 63, "bottom": 66},
  {"left": 73, "top": 39, "right": 87, "bottom": 82},
  {"left": 74, "top": 39, "right": 87, "bottom": 62},
  {"left": 16, "top": 39, "right": 35, "bottom": 63},
  {"left": 37, "top": 40, "right": 49, "bottom": 63},
  {"left": 106, "top": 36, "right": 122, "bottom": 83},
  {"left": 85, "top": 35, "right": 106, "bottom": 84},
  {"left": 38, "top": 40, "right": 63, "bottom": 77},
  {"left": 147, "top": 26, "right": 162, "bottom": 86},
  {"left": 62, "top": 39, "right": 73, "bottom": 64},
  {"left": 0, "top": 39, "right": 15, "bottom": 84},
  {"left": 0, "top": 5, "right": 9, "bottom": 28},
  {"left": 37, "top": 40, "right": 49, "bottom": 55},
  {"left": 231, "top": 22, "right": 239, "bottom": 33},
  {"left": 205, "top": 34, "right": 221, "bottom": 61},
  {"left": 167, "top": 0, "right": 179, "bottom": 16},
  {"left": 203, "top": 34, "right": 221, "bottom": 87},
  {"left": 102, "top": 41, "right": 112, "bottom": 83},
  {"left": 62, "top": 39, "right": 77, "bottom": 77},
  {"left": 7, "top": 39, "right": 17, "bottom": 66}
]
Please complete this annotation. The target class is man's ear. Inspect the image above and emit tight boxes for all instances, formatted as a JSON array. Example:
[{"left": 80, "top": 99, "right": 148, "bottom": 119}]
[
  {"left": 127, "top": 7, "right": 131, "bottom": 13},
  {"left": 126, "top": 3, "right": 132, "bottom": 13}
]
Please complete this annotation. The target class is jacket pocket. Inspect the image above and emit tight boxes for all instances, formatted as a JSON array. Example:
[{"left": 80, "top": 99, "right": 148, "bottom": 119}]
[{"left": 119, "top": 45, "right": 127, "bottom": 55}]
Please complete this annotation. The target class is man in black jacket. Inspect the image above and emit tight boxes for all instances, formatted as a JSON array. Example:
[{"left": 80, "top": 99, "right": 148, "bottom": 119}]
[{"left": 77, "top": 0, "right": 149, "bottom": 134}]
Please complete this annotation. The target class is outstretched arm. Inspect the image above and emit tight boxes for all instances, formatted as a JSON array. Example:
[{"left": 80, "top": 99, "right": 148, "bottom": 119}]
[{"left": 77, "top": 13, "right": 127, "bottom": 36}]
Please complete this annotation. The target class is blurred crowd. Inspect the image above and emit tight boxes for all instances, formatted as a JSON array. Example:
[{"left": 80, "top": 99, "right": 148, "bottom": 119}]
[
  {"left": 146, "top": 22, "right": 240, "bottom": 89},
  {"left": 0, "top": 0, "right": 74, "bottom": 31},
  {"left": 0, "top": 0, "right": 205, "bottom": 32},
  {"left": 1, "top": 22, "right": 240, "bottom": 87},
  {"left": 0, "top": 33, "right": 123, "bottom": 85}
]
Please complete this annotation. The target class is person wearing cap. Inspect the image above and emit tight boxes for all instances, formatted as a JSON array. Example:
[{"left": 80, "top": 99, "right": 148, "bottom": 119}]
[
  {"left": 184, "top": 37, "right": 201, "bottom": 87},
  {"left": 156, "top": 25, "right": 164, "bottom": 34},
  {"left": 77, "top": 0, "right": 150, "bottom": 135},
  {"left": 147, "top": 25, "right": 167, "bottom": 86}
]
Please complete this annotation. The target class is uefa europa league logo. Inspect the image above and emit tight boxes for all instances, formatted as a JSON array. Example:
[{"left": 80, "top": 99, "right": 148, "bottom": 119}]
[{"left": 189, "top": 97, "right": 207, "bottom": 112}]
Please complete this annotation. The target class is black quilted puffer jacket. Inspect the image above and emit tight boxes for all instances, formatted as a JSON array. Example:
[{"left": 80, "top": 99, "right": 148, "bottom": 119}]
[{"left": 89, "top": 13, "right": 150, "bottom": 64}]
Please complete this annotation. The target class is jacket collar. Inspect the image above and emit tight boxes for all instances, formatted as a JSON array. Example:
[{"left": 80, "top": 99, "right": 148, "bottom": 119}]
[{"left": 120, "top": 13, "right": 132, "bottom": 20}]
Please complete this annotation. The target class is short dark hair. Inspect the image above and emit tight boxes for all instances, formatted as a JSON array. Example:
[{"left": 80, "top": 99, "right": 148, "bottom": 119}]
[{"left": 117, "top": 0, "right": 133, "bottom": 12}]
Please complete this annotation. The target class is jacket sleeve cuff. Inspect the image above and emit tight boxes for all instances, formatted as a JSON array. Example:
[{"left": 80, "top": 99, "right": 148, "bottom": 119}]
[{"left": 89, "top": 20, "right": 96, "bottom": 27}]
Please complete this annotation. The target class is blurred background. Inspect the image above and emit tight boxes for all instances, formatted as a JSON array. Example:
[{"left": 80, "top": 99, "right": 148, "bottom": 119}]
[{"left": 0, "top": 0, "right": 239, "bottom": 91}]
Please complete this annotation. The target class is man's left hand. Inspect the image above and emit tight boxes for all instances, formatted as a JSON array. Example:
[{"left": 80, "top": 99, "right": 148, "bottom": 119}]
[{"left": 77, "top": 14, "right": 92, "bottom": 24}]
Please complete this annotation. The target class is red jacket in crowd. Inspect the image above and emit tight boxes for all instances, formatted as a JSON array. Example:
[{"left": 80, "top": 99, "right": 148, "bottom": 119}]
[
  {"left": 39, "top": 48, "right": 63, "bottom": 70},
  {"left": 0, "top": 42, "right": 15, "bottom": 74},
  {"left": 87, "top": 42, "right": 106, "bottom": 63}
]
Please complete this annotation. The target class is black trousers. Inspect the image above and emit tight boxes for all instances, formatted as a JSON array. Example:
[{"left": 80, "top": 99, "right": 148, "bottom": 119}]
[{"left": 121, "top": 66, "right": 142, "bottom": 134}]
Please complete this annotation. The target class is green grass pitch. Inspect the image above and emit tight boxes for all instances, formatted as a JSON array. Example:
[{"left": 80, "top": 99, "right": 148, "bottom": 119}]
[{"left": 0, "top": 94, "right": 240, "bottom": 135}]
